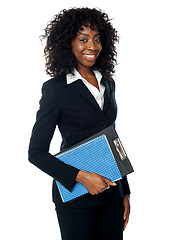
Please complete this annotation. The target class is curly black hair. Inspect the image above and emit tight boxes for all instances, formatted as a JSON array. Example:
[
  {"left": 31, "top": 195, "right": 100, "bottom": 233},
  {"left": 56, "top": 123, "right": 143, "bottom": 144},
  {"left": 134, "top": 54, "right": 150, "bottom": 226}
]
[{"left": 41, "top": 7, "right": 119, "bottom": 80}]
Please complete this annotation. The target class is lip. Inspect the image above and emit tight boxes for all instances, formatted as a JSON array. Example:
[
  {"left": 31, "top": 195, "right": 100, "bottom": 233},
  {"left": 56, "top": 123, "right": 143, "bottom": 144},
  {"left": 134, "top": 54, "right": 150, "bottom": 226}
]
[{"left": 82, "top": 53, "right": 97, "bottom": 62}]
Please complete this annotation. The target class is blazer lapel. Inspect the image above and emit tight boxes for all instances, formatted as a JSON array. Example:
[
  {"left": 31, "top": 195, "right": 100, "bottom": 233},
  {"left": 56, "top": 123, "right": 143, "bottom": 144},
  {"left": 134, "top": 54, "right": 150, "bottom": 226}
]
[
  {"left": 101, "top": 77, "right": 111, "bottom": 112},
  {"left": 67, "top": 77, "right": 111, "bottom": 112},
  {"left": 68, "top": 79, "right": 101, "bottom": 109}
]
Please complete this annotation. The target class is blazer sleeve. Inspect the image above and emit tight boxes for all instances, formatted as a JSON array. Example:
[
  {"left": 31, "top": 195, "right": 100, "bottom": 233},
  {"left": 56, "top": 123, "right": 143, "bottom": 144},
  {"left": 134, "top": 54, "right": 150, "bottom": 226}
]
[
  {"left": 121, "top": 176, "right": 131, "bottom": 195},
  {"left": 28, "top": 80, "right": 80, "bottom": 191},
  {"left": 110, "top": 80, "right": 131, "bottom": 195}
]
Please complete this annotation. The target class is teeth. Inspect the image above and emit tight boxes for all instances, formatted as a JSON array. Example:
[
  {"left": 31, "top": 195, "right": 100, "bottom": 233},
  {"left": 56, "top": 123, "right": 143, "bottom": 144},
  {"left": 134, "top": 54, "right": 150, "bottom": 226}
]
[
  {"left": 84, "top": 55, "right": 96, "bottom": 59},
  {"left": 85, "top": 55, "right": 95, "bottom": 57}
]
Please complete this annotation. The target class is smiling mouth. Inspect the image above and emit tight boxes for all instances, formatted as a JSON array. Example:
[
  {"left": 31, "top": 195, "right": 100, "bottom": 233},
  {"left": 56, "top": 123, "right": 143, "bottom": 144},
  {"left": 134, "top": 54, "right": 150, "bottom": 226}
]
[{"left": 83, "top": 54, "right": 97, "bottom": 61}]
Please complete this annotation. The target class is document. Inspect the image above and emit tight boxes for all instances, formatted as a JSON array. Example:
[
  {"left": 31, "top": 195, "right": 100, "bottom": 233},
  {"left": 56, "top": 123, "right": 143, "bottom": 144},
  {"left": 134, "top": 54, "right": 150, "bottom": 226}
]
[{"left": 55, "top": 126, "right": 134, "bottom": 202}]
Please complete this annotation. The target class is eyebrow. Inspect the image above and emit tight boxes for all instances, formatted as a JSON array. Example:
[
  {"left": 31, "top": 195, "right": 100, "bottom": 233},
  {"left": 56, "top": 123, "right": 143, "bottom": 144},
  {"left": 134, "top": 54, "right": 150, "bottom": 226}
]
[{"left": 78, "top": 32, "right": 100, "bottom": 36}]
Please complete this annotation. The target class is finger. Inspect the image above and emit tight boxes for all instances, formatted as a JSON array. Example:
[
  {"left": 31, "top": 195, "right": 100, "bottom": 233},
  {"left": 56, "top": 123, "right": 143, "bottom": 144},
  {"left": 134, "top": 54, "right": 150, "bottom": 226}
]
[
  {"left": 123, "top": 207, "right": 129, "bottom": 220},
  {"left": 123, "top": 207, "right": 128, "bottom": 221},
  {"left": 123, "top": 214, "right": 129, "bottom": 231},
  {"left": 101, "top": 184, "right": 110, "bottom": 193},
  {"left": 103, "top": 177, "right": 117, "bottom": 186},
  {"left": 123, "top": 207, "right": 130, "bottom": 231}
]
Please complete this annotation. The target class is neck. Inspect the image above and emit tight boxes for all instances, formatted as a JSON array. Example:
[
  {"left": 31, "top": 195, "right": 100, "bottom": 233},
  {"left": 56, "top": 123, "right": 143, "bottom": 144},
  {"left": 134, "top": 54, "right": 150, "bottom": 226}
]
[
  {"left": 76, "top": 65, "right": 94, "bottom": 79},
  {"left": 76, "top": 65, "right": 100, "bottom": 91}
]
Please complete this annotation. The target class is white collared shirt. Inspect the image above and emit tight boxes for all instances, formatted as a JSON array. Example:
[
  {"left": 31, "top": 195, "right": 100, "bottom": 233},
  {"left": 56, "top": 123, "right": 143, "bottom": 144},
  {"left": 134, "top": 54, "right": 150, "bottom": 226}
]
[{"left": 66, "top": 69, "right": 105, "bottom": 110}]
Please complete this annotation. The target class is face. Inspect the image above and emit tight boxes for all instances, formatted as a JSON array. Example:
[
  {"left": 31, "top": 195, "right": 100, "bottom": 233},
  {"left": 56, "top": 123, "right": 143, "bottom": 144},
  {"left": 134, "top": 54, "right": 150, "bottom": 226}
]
[{"left": 71, "top": 24, "right": 102, "bottom": 69}]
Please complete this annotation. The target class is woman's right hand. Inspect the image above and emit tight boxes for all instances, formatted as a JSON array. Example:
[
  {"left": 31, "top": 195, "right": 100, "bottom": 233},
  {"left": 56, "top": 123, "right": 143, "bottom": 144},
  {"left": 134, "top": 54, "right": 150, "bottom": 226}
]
[{"left": 75, "top": 170, "right": 117, "bottom": 195}]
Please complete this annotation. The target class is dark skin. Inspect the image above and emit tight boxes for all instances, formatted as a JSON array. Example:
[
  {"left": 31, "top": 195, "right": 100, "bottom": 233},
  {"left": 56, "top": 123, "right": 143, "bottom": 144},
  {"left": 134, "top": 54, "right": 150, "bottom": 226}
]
[
  {"left": 72, "top": 23, "right": 130, "bottom": 231},
  {"left": 71, "top": 23, "right": 101, "bottom": 90}
]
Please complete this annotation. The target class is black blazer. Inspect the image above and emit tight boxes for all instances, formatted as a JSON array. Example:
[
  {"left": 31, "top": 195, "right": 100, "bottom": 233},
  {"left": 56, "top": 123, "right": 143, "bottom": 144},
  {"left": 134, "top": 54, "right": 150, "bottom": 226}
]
[{"left": 28, "top": 75, "right": 130, "bottom": 208}]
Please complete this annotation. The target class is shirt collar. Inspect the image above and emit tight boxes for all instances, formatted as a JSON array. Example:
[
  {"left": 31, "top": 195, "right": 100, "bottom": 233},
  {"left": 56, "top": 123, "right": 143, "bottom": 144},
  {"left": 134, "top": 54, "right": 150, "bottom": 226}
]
[{"left": 66, "top": 68, "right": 102, "bottom": 86}]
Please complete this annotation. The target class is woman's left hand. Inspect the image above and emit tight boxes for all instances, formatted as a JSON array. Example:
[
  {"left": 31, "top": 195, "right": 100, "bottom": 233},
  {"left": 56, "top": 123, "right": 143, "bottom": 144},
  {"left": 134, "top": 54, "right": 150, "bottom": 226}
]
[{"left": 123, "top": 194, "right": 130, "bottom": 231}]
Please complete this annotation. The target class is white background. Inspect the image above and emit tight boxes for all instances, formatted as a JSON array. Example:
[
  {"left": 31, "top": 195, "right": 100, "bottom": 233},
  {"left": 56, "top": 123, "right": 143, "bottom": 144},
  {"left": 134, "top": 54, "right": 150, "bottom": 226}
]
[{"left": 1, "top": 0, "right": 172, "bottom": 239}]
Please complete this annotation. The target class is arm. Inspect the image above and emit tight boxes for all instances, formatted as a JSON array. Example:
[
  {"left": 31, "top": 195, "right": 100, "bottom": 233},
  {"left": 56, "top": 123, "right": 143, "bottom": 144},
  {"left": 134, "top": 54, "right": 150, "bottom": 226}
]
[
  {"left": 121, "top": 176, "right": 130, "bottom": 195},
  {"left": 28, "top": 81, "right": 80, "bottom": 191},
  {"left": 121, "top": 176, "right": 130, "bottom": 230},
  {"left": 110, "top": 78, "right": 131, "bottom": 229}
]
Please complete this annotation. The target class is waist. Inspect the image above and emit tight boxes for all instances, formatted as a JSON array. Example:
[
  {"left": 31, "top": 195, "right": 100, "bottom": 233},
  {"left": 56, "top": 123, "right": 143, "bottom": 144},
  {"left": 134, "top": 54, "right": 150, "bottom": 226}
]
[{"left": 52, "top": 178, "right": 123, "bottom": 209}]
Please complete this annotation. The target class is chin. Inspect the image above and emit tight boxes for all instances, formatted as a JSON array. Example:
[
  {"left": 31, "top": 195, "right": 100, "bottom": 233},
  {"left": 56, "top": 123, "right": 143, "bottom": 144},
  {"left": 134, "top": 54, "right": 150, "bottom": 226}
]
[{"left": 84, "top": 60, "right": 97, "bottom": 67}]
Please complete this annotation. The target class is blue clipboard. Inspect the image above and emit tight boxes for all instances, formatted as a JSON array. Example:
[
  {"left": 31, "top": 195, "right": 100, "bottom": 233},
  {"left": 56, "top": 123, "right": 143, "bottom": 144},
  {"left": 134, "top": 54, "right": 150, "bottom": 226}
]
[{"left": 55, "top": 125, "right": 134, "bottom": 202}]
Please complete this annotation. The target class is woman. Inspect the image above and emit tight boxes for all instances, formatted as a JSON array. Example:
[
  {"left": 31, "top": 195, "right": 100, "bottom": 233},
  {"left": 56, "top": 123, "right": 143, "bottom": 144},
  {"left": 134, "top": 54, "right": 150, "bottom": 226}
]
[{"left": 28, "top": 7, "right": 130, "bottom": 240}]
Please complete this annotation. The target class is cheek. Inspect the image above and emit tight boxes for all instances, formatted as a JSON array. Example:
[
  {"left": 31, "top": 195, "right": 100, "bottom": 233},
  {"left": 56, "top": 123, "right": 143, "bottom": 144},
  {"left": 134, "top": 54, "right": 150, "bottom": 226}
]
[
  {"left": 76, "top": 44, "right": 85, "bottom": 53},
  {"left": 72, "top": 45, "right": 83, "bottom": 59}
]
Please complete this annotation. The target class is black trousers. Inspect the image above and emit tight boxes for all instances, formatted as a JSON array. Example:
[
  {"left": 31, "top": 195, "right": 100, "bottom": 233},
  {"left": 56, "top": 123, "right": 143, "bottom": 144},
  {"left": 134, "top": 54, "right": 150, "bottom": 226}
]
[{"left": 55, "top": 198, "right": 124, "bottom": 240}]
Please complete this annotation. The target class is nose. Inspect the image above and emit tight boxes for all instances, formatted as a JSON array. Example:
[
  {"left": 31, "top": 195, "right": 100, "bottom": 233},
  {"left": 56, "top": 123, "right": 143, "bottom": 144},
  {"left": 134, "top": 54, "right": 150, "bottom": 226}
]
[{"left": 87, "top": 40, "right": 97, "bottom": 51}]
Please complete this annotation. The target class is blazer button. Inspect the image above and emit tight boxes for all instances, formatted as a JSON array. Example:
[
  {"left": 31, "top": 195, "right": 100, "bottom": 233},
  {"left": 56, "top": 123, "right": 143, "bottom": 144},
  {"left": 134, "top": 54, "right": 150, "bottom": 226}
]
[{"left": 100, "top": 121, "right": 107, "bottom": 128}]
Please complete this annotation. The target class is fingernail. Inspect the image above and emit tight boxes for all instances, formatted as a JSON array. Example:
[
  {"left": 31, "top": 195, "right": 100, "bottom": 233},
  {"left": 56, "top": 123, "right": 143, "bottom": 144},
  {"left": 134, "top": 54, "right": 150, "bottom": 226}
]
[{"left": 112, "top": 182, "right": 117, "bottom": 186}]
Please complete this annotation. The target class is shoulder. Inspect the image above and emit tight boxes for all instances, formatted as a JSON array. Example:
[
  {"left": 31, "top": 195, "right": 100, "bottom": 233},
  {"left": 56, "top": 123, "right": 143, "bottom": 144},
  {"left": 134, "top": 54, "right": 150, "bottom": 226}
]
[
  {"left": 108, "top": 79, "right": 116, "bottom": 91},
  {"left": 42, "top": 75, "right": 67, "bottom": 92},
  {"left": 39, "top": 76, "right": 67, "bottom": 106},
  {"left": 102, "top": 76, "right": 116, "bottom": 92}
]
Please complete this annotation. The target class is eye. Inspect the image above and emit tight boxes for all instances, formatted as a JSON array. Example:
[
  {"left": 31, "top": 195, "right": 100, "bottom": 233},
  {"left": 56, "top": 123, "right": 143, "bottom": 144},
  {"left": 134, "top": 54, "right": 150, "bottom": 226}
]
[
  {"left": 95, "top": 38, "right": 101, "bottom": 42},
  {"left": 80, "top": 39, "right": 87, "bottom": 43}
]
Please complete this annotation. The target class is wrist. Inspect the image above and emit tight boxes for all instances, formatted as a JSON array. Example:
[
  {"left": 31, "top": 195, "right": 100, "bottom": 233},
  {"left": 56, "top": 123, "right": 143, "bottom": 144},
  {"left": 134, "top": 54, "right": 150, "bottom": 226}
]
[
  {"left": 124, "top": 194, "right": 130, "bottom": 199},
  {"left": 75, "top": 170, "right": 88, "bottom": 184}
]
